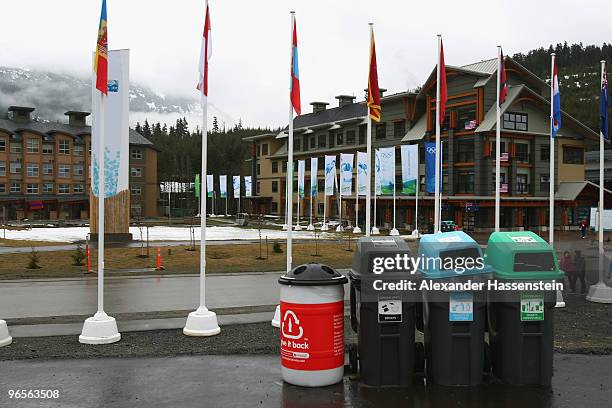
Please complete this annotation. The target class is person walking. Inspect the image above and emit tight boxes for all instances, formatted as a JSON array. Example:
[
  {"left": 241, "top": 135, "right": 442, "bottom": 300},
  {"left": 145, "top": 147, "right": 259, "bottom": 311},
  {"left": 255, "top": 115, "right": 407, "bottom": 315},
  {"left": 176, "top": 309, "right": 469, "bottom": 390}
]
[
  {"left": 573, "top": 250, "right": 587, "bottom": 294},
  {"left": 560, "top": 250, "right": 577, "bottom": 294},
  {"left": 580, "top": 219, "right": 588, "bottom": 239}
]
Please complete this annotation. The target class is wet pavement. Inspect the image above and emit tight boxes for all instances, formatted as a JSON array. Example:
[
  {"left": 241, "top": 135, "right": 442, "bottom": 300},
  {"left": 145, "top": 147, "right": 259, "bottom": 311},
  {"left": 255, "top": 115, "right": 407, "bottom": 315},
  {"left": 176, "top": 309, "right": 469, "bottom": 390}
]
[{"left": 0, "top": 353, "right": 610, "bottom": 408}]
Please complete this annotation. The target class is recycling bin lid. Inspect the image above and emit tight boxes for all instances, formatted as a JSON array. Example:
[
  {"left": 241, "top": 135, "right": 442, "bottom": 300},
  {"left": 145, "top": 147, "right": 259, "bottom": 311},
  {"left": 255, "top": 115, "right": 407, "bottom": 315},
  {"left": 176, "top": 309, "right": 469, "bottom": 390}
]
[
  {"left": 485, "top": 231, "right": 563, "bottom": 280},
  {"left": 279, "top": 263, "right": 348, "bottom": 286},
  {"left": 417, "top": 231, "right": 492, "bottom": 278},
  {"left": 350, "top": 236, "right": 415, "bottom": 282}
]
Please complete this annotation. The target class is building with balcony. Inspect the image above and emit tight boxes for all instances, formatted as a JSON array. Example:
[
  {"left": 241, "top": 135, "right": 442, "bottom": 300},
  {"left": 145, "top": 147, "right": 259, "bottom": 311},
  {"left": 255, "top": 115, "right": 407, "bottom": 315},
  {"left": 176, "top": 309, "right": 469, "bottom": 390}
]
[
  {"left": 244, "top": 57, "right": 610, "bottom": 231},
  {"left": 0, "top": 106, "right": 159, "bottom": 222}
]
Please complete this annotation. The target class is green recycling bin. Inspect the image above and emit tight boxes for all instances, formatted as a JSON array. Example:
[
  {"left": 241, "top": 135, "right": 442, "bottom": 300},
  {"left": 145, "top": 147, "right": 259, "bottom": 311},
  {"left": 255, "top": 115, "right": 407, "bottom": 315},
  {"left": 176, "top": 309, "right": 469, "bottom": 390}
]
[{"left": 485, "top": 231, "right": 564, "bottom": 386}]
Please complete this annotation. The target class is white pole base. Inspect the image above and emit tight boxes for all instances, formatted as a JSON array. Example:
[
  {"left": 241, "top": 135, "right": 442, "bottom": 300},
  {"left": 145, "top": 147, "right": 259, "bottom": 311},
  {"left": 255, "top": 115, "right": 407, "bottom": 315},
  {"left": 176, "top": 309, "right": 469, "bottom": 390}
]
[
  {"left": 586, "top": 282, "right": 612, "bottom": 304},
  {"left": 371, "top": 227, "right": 380, "bottom": 235},
  {"left": 321, "top": 224, "right": 329, "bottom": 231},
  {"left": 390, "top": 228, "right": 400, "bottom": 236},
  {"left": 554, "top": 290, "right": 566, "bottom": 308},
  {"left": 183, "top": 306, "right": 221, "bottom": 336},
  {"left": 79, "top": 311, "right": 121, "bottom": 345},
  {"left": 307, "top": 224, "right": 315, "bottom": 231},
  {"left": 336, "top": 225, "right": 343, "bottom": 232},
  {"left": 294, "top": 225, "right": 302, "bottom": 231},
  {"left": 0, "top": 320, "right": 12, "bottom": 347},
  {"left": 271, "top": 305, "right": 281, "bottom": 328},
  {"left": 282, "top": 224, "right": 288, "bottom": 231},
  {"left": 353, "top": 226, "right": 362, "bottom": 234}
]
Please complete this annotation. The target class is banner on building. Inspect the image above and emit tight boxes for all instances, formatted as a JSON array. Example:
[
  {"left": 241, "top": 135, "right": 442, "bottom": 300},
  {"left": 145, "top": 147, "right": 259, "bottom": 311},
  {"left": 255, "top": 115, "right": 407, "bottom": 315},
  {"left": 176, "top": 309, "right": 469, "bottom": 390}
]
[
  {"left": 324, "top": 155, "right": 336, "bottom": 196},
  {"left": 232, "top": 176, "right": 240, "bottom": 197},
  {"left": 400, "top": 144, "right": 418, "bottom": 195},
  {"left": 219, "top": 175, "right": 227, "bottom": 198},
  {"left": 298, "top": 160, "right": 305, "bottom": 198},
  {"left": 244, "top": 176, "right": 252, "bottom": 197},
  {"left": 377, "top": 147, "right": 395, "bottom": 195},
  {"left": 340, "top": 153, "right": 354, "bottom": 196},
  {"left": 356, "top": 151, "right": 368, "bottom": 196},
  {"left": 91, "top": 49, "right": 130, "bottom": 198},
  {"left": 425, "top": 142, "right": 442, "bottom": 193},
  {"left": 206, "top": 174, "right": 214, "bottom": 198},
  {"left": 310, "top": 157, "right": 318, "bottom": 197}
]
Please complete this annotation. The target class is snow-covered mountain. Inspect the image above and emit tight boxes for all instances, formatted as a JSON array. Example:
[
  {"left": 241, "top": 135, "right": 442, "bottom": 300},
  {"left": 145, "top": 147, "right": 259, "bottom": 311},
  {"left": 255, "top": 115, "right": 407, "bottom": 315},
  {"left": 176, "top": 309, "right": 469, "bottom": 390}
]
[{"left": 0, "top": 66, "right": 230, "bottom": 128}]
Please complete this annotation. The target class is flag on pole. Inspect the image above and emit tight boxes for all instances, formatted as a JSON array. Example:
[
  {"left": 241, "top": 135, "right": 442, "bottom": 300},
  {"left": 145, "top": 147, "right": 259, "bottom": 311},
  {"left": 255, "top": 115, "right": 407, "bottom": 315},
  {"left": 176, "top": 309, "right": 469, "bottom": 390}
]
[
  {"left": 195, "top": 174, "right": 200, "bottom": 198},
  {"left": 340, "top": 153, "right": 354, "bottom": 196},
  {"left": 551, "top": 60, "right": 561, "bottom": 137},
  {"left": 197, "top": 2, "right": 212, "bottom": 104},
  {"left": 438, "top": 40, "right": 448, "bottom": 125},
  {"left": 297, "top": 160, "right": 305, "bottom": 198},
  {"left": 219, "top": 175, "right": 227, "bottom": 198},
  {"left": 290, "top": 17, "right": 301, "bottom": 115},
  {"left": 310, "top": 158, "right": 318, "bottom": 197},
  {"left": 601, "top": 67, "right": 609, "bottom": 140},
  {"left": 374, "top": 149, "right": 382, "bottom": 196},
  {"left": 206, "top": 174, "right": 214, "bottom": 198},
  {"left": 377, "top": 147, "right": 395, "bottom": 195},
  {"left": 367, "top": 29, "right": 381, "bottom": 122},
  {"left": 499, "top": 49, "right": 508, "bottom": 106},
  {"left": 324, "top": 155, "right": 336, "bottom": 196},
  {"left": 232, "top": 176, "right": 241, "bottom": 197},
  {"left": 244, "top": 176, "right": 252, "bottom": 197},
  {"left": 356, "top": 151, "right": 368, "bottom": 196},
  {"left": 400, "top": 145, "right": 418, "bottom": 195},
  {"left": 94, "top": 0, "right": 108, "bottom": 94}
]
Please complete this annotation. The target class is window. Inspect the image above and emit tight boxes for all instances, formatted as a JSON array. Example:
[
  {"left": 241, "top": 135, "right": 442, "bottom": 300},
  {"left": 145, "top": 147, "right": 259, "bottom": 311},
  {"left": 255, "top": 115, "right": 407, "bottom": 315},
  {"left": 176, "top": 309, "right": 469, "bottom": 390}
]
[
  {"left": 26, "top": 139, "right": 39, "bottom": 153},
  {"left": 336, "top": 131, "right": 344, "bottom": 146},
  {"left": 503, "top": 112, "right": 528, "bottom": 131},
  {"left": 563, "top": 146, "right": 584, "bottom": 164},
  {"left": 262, "top": 144, "right": 269, "bottom": 155},
  {"left": 74, "top": 164, "right": 84, "bottom": 176},
  {"left": 10, "top": 143, "right": 22, "bottom": 153},
  {"left": 271, "top": 202, "right": 278, "bottom": 213},
  {"left": 74, "top": 145, "right": 84, "bottom": 156},
  {"left": 43, "top": 183, "right": 53, "bottom": 193},
  {"left": 256, "top": 145, "right": 261, "bottom": 156},
  {"left": 0, "top": 184, "right": 5, "bottom": 193},
  {"left": 26, "top": 183, "right": 39, "bottom": 194},
  {"left": 10, "top": 183, "right": 21, "bottom": 193},
  {"left": 272, "top": 161, "right": 279, "bottom": 173},
  {"left": 393, "top": 121, "right": 406, "bottom": 138},
  {"left": 282, "top": 161, "right": 287, "bottom": 173},
  {"left": 294, "top": 138, "right": 301, "bottom": 151},
  {"left": 318, "top": 158, "right": 324, "bottom": 170},
  {"left": 359, "top": 125, "right": 366, "bottom": 145},
  {"left": 456, "top": 171, "right": 475, "bottom": 193},
  {"left": 318, "top": 134, "right": 326, "bottom": 148},
  {"left": 131, "top": 185, "right": 142, "bottom": 196},
  {"left": 515, "top": 143, "right": 530, "bottom": 163},
  {"left": 492, "top": 172, "right": 507, "bottom": 191},
  {"left": 73, "top": 184, "right": 84, "bottom": 194},
  {"left": 58, "top": 184, "right": 70, "bottom": 194},
  {"left": 26, "top": 163, "right": 39, "bottom": 177},
  {"left": 540, "top": 174, "right": 550, "bottom": 191},
  {"left": 42, "top": 144, "right": 53, "bottom": 155},
  {"left": 43, "top": 163, "right": 53, "bottom": 175},
  {"left": 59, "top": 165, "right": 70, "bottom": 178},
  {"left": 455, "top": 141, "right": 475, "bottom": 162},
  {"left": 516, "top": 174, "right": 529, "bottom": 193},
  {"left": 272, "top": 181, "right": 279, "bottom": 192},
  {"left": 328, "top": 131, "right": 335, "bottom": 148},
  {"left": 540, "top": 144, "right": 550, "bottom": 161},
  {"left": 131, "top": 149, "right": 143, "bottom": 159},
  {"left": 491, "top": 141, "right": 507, "bottom": 156},
  {"left": 131, "top": 167, "right": 142, "bottom": 177},
  {"left": 0, "top": 161, "right": 5, "bottom": 176},
  {"left": 59, "top": 140, "right": 70, "bottom": 154},
  {"left": 10, "top": 162, "right": 21, "bottom": 174},
  {"left": 346, "top": 130, "right": 356, "bottom": 145},
  {"left": 256, "top": 164, "right": 260, "bottom": 175},
  {"left": 256, "top": 182, "right": 261, "bottom": 195},
  {"left": 376, "top": 123, "right": 387, "bottom": 139},
  {"left": 0, "top": 138, "right": 5, "bottom": 152},
  {"left": 310, "top": 136, "right": 315, "bottom": 149}
]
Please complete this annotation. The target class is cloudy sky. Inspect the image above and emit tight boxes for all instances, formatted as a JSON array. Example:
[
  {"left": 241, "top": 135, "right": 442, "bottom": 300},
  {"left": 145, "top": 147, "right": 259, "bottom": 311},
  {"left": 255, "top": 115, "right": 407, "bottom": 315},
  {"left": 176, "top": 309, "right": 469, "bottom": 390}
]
[{"left": 0, "top": 0, "right": 609, "bottom": 128}]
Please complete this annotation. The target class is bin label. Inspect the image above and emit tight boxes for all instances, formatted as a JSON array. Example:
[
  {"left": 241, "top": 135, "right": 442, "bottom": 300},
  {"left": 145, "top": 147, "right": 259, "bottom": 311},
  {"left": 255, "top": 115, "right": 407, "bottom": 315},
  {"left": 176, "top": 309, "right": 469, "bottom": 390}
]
[
  {"left": 510, "top": 236, "right": 537, "bottom": 243},
  {"left": 378, "top": 294, "right": 402, "bottom": 323},
  {"left": 520, "top": 292, "right": 544, "bottom": 321},
  {"left": 449, "top": 291, "right": 473, "bottom": 321},
  {"left": 280, "top": 301, "right": 344, "bottom": 371}
]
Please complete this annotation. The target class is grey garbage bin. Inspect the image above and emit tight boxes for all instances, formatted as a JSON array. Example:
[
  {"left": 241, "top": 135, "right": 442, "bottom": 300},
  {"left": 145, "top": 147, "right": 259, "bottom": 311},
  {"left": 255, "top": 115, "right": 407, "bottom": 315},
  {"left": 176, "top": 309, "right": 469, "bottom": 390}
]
[{"left": 348, "top": 236, "right": 422, "bottom": 387}]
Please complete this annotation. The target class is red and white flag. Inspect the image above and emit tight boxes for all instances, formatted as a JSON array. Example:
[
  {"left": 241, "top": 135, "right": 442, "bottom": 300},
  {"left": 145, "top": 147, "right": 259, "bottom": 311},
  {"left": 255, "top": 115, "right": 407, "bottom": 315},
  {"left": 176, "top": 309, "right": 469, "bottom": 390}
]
[{"left": 197, "top": 2, "right": 212, "bottom": 104}]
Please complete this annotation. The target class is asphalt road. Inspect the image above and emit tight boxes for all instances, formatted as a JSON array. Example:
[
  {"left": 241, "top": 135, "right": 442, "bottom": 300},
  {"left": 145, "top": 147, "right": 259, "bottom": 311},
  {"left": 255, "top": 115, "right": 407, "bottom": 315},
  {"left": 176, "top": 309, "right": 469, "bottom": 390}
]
[{"left": 0, "top": 354, "right": 610, "bottom": 408}]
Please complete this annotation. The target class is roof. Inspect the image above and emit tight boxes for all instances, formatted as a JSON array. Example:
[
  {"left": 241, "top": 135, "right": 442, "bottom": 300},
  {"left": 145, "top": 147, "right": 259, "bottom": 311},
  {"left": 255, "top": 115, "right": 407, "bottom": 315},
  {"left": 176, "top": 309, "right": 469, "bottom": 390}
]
[
  {"left": 555, "top": 181, "right": 612, "bottom": 201},
  {"left": 401, "top": 114, "right": 427, "bottom": 142},
  {"left": 0, "top": 118, "right": 154, "bottom": 147},
  {"left": 461, "top": 58, "right": 498, "bottom": 75},
  {"left": 242, "top": 133, "right": 277, "bottom": 142},
  {"left": 475, "top": 84, "right": 601, "bottom": 141}
]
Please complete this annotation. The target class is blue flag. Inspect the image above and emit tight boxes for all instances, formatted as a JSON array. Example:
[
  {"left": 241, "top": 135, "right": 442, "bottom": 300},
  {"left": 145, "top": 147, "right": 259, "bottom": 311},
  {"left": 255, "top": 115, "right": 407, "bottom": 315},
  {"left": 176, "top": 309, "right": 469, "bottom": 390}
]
[
  {"left": 601, "top": 70, "right": 609, "bottom": 140},
  {"left": 425, "top": 142, "right": 437, "bottom": 193},
  {"left": 551, "top": 61, "right": 561, "bottom": 138}
]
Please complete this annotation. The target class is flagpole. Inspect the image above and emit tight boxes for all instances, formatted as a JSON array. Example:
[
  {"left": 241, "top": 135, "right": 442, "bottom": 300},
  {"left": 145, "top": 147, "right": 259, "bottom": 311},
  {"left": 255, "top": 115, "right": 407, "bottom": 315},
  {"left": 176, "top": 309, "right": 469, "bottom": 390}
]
[
  {"left": 373, "top": 154, "right": 379, "bottom": 234},
  {"left": 97, "top": 92, "right": 105, "bottom": 314},
  {"left": 495, "top": 45, "right": 502, "bottom": 232},
  {"left": 549, "top": 53, "right": 556, "bottom": 245},
  {"left": 337, "top": 170, "right": 343, "bottom": 232},
  {"left": 287, "top": 11, "right": 295, "bottom": 273},
  {"left": 598, "top": 60, "right": 605, "bottom": 282},
  {"left": 414, "top": 167, "right": 419, "bottom": 235},
  {"left": 390, "top": 151, "right": 399, "bottom": 235},
  {"left": 435, "top": 34, "right": 442, "bottom": 233},
  {"left": 366, "top": 23, "right": 373, "bottom": 237}
]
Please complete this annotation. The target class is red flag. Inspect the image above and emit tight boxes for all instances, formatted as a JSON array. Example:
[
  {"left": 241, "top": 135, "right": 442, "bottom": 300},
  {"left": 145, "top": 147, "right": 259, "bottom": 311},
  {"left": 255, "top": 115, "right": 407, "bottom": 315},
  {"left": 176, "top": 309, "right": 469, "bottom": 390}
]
[
  {"left": 290, "top": 17, "right": 301, "bottom": 115},
  {"left": 94, "top": 0, "right": 108, "bottom": 95},
  {"left": 197, "top": 3, "right": 212, "bottom": 103},
  {"left": 499, "top": 49, "right": 508, "bottom": 105},
  {"left": 438, "top": 40, "right": 448, "bottom": 125},
  {"left": 367, "top": 29, "right": 381, "bottom": 122}
]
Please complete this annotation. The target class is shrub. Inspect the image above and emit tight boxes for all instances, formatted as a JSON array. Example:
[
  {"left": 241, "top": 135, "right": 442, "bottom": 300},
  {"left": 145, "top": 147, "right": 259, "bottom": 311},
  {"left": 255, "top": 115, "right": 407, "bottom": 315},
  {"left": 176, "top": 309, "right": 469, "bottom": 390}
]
[
  {"left": 273, "top": 241, "right": 283, "bottom": 253},
  {"left": 72, "top": 243, "right": 85, "bottom": 266},
  {"left": 27, "top": 248, "right": 41, "bottom": 269}
]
